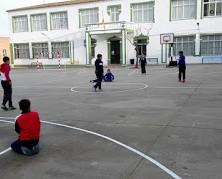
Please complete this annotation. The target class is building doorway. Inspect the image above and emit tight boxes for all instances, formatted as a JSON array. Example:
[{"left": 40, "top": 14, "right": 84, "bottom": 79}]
[{"left": 110, "top": 40, "right": 120, "bottom": 64}]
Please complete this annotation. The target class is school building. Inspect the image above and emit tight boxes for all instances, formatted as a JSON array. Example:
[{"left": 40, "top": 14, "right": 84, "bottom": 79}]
[
  {"left": 7, "top": 0, "right": 222, "bottom": 66},
  {"left": 0, "top": 37, "right": 11, "bottom": 64}
]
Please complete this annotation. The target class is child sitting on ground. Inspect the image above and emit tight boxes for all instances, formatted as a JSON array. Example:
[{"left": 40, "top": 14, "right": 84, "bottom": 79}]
[
  {"left": 11, "top": 99, "right": 41, "bottom": 156},
  {"left": 104, "top": 69, "right": 114, "bottom": 82}
]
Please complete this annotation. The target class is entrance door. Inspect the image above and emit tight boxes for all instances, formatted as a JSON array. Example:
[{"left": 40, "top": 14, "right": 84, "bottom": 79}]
[{"left": 110, "top": 40, "right": 120, "bottom": 64}]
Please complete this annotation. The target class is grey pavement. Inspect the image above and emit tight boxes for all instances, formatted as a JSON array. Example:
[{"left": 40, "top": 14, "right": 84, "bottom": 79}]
[{"left": 0, "top": 64, "right": 222, "bottom": 179}]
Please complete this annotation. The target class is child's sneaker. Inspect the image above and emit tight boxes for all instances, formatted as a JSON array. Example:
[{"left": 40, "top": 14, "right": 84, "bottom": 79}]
[
  {"left": 21, "top": 146, "right": 33, "bottom": 156},
  {"left": 182, "top": 80, "right": 185, "bottom": 83},
  {"left": 1, "top": 105, "right": 8, "bottom": 111},
  {"left": 93, "top": 86, "right": 97, "bottom": 92},
  {"left": 9, "top": 106, "right": 16, "bottom": 110},
  {"left": 32, "top": 144, "right": 40, "bottom": 154},
  {"left": 178, "top": 80, "right": 181, "bottom": 83}
]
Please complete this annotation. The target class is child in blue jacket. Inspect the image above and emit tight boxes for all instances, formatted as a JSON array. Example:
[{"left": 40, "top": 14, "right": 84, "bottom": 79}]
[{"left": 104, "top": 69, "right": 114, "bottom": 82}]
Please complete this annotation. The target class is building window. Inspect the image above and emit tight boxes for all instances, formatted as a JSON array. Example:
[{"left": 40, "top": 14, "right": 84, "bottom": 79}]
[
  {"left": 80, "top": 8, "right": 99, "bottom": 27},
  {"left": 3, "top": 49, "right": 6, "bottom": 57},
  {"left": 31, "top": 14, "right": 47, "bottom": 31},
  {"left": 108, "top": 6, "right": 121, "bottom": 22},
  {"left": 52, "top": 42, "right": 69, "bottom": 58},
  {"left": 173, "top": 36, "right": 195, "bottom": 56},
  {"left": 14, "top": 44, "right": 30, "bottom": 59},
  {"left": 201, "top": 35, "right": 222, "bottom": 55},
  {"left": 13, "top": 16, "right": 28, "bottom": 33},
  {"left": 203, "top": 0, "right": 222, "bottom": 17},
  {"left": 131, "top": 2, "right": 154, "bottom": 23},
  {"left": 32, "top": 43, "right": 49, "bottom": 59},
  {"left": 171, "top": 0, "right": 196, "bottom": 20},
  {"left": 51, "top": 12, "right": 68, "bottom": 30}
]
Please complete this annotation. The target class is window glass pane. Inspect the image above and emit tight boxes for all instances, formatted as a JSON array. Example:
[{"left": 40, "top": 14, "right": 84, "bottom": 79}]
[
  {"left": 33, "top": 43, "right": 49, "bottom": 59},
  {"left": 80, "top": 9, "right": 99, "bottom": 27},
  {"left": 174, "top": 36, "right": 195, "bottom": 56},
  {"left": 132, "top": 2, "right": 154, "bottom": 23},
  {"left": 201, "top": 35, "right": 222, "bottom": 55},
  {"left": 32, "top": 14, "right": 47, "bottom": 31},
  {"left": 109, "top": 6, "right": 121, "bottom": 22},
  {"left": 216, "top": 2, "right": 222, "bottom": 15},
  {"left": 52, "top": 42, "right": 69, "bottom": 58},
  {"left": 51, "top": 12, "right": 68, "bottom": 30},
  {"left": 172, "top": 0, "right": 196, "bottom": 20},
  {"left": 14, "top": 44, "right": 29, "bottom": 59},
  {"left": 13, "top": 16, "right": 28, "bottom": 32}
]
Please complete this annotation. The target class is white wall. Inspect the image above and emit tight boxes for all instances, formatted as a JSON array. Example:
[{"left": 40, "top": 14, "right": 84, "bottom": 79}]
[{"left": 8, "top": 0, "right": 222, "bottom": 66}]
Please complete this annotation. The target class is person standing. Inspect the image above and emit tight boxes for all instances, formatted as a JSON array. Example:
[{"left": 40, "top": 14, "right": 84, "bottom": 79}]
[
  {"left": 178, "top": 51, "right": 186, "bottom": 83},
  {"left": 139, "top": 54, "right": 147, "bottom": 74},
  {"left": 0, "top": 56, "right": 16, "bottom": 110},
  {"left": 93, "top": 54, "right": 104, "bottom": 92}
]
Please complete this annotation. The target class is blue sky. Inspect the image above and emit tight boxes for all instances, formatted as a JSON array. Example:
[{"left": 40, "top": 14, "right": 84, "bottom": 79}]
[{"left": 0, "top": 0, "right": 65, "bottom": 36}]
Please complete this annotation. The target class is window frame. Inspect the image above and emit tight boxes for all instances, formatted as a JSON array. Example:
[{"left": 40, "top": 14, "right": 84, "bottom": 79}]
[
  {"left": 107, "top": 5, "right": 122, "bottom": 22},
  {"left": 32, "top": 43, "right": 49, "bottom": 59},
  {"left": 203, "top": 0, "right": 222, "bottom": 17},
  {"left": 170, "top": 0, "right": 197, "bottom": 21},
  {"left": 130, "top": 2, "right": 155, "bottom": 23},
  {"left": 51, "top": 41, "right": 70, "bottom": 58},
  {"left": 12, "top": 15, "right": 29, "bottom": 33},
  {"left": 31, "top": 13, "right": 48, "bottom": 32},
  {"left": 79, "top": 7, "right": 99, "bottom": 28},
  {"left": 173, "top": 35, "right": 196, "bottom": 56},
  {"left": 50, "top": 11, "right": 68, "bottom": 30},
  {"left": 201, "top": 34, "right": 222, "bottom": 56},
  {"left": 14, "top": 43, "right": 30, "bottom": 59}
]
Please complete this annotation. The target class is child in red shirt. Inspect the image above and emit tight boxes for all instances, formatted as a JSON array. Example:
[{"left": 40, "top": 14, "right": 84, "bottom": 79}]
[
  {"left": 0, "top": 56, "right": 16, "bottom": 110},
  {"left": 11, "top": 99, "right": 41, "bottom": 156}
]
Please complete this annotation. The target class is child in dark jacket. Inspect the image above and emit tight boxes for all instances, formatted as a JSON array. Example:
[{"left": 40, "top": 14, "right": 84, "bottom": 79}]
[
  {"left": 104, "top": 69, "right": 114, "bottom": 82},
  {"left": 11, "top": 99, "right": 41, "bottom": 156},
  {"left": 178, "top": 51, "right": 186, "bottom": 83}
]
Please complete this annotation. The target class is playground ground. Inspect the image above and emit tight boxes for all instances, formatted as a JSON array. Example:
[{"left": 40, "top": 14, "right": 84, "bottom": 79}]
[{"left": 0, "top": 64, "right": 222, "bottom": 179}]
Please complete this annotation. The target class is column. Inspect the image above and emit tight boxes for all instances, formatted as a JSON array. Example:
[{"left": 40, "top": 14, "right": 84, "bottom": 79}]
[
  {"left": 85, "top": 32, "right": 92, "bottom": 66},
  {"left": 29, "top": 42, "right": 33, "bottom": 59},
  {"left": 121, "top": 29, "right": 127, "bottom": 66},
  {"left": 195, "top": 32, "right": 201, "bottom": 56},
  {"left": 107, "top": 41, "right": 111, "bottom": 65},
  {"left": 48, "top": 41, "right": 52, "bottom": 59}
]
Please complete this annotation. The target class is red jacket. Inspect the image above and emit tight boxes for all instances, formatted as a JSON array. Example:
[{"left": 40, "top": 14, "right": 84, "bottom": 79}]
[
  {"left": 16, "top": 112, "right": 41, "bottom": 141},
  {"left": 0, "top": 63, "right": 11, "bottom": 82}
]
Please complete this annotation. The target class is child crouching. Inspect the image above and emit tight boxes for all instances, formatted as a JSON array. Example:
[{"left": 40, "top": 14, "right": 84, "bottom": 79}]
[
  {"left": 11, "top": 99, "right": 41, "bottom": 156},
  {"left": 104, "top": 69, "right": 114, "bottom": 82}
]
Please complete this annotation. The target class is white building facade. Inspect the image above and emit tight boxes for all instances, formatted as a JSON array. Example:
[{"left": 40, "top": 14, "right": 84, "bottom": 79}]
[{"left": 7, "top": 0, "right": 222, "bottom": 66}]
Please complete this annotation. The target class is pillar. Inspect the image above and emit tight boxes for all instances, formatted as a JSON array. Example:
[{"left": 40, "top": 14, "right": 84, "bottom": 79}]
[
  {"left": 121, "top": 29, "right": 127, "bottom": 66},
  {"left": 85, "top": 32, "right": 92, "bottom": 66},
  {"left": 195, "top": 33, "right": 201, "bottom": 56}
]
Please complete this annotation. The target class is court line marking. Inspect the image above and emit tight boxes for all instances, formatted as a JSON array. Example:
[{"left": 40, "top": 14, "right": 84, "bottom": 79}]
[
  {"left": 71, "top": 83, "right": 148, "bottom": 94},
  {"left": 149, "top": 86, "right": 222, "bottom": 89},
  {"left": 0, "top": 117, "right": 181, "bottom": 179}
]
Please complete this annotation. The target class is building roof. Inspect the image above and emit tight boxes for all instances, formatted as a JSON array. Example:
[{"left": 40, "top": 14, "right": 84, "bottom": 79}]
[{"left": 7, "top": 0, "right": 102, "bottom": 12}]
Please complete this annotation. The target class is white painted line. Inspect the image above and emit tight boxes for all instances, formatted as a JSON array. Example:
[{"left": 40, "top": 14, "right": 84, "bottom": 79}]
[
  {"left": 150, "top": 86, "right": 222, "bottom": 89},
  {"left": 71, "top": 83, "right": 148, "bottom": 94},
  {"left": 128, "top": 69, "right": 138, "bottom": 76},
  {"left": 0, "top": 147, "right": 11, "bottom": 156},
  {"left": 0, "top": 117, "right": 181, "bottom": 179}
]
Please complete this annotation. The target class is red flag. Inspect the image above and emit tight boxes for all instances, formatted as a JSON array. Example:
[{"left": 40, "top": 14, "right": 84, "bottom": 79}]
[{"left": 102, "top": 11, "right": 105, "bottom": 29}]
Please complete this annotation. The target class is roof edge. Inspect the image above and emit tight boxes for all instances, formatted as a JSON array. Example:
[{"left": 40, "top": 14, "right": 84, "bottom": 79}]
[{"left": 7, "top": 0, "right": 101, "bottom": 12}]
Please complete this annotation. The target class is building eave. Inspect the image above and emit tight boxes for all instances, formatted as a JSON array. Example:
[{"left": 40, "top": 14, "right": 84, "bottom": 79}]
[{"left": 7, "top": 0, "right": 102, "bottom": 12}]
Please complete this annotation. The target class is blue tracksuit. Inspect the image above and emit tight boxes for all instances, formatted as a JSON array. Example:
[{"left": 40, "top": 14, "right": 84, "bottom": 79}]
[{"left": 104, "top": 72, "right": 114, "bottom": 82}]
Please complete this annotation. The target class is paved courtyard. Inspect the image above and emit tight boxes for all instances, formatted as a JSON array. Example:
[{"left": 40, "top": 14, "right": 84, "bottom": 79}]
[{"left": 0, "top": 64, "right": 222, "bottom": 179}]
